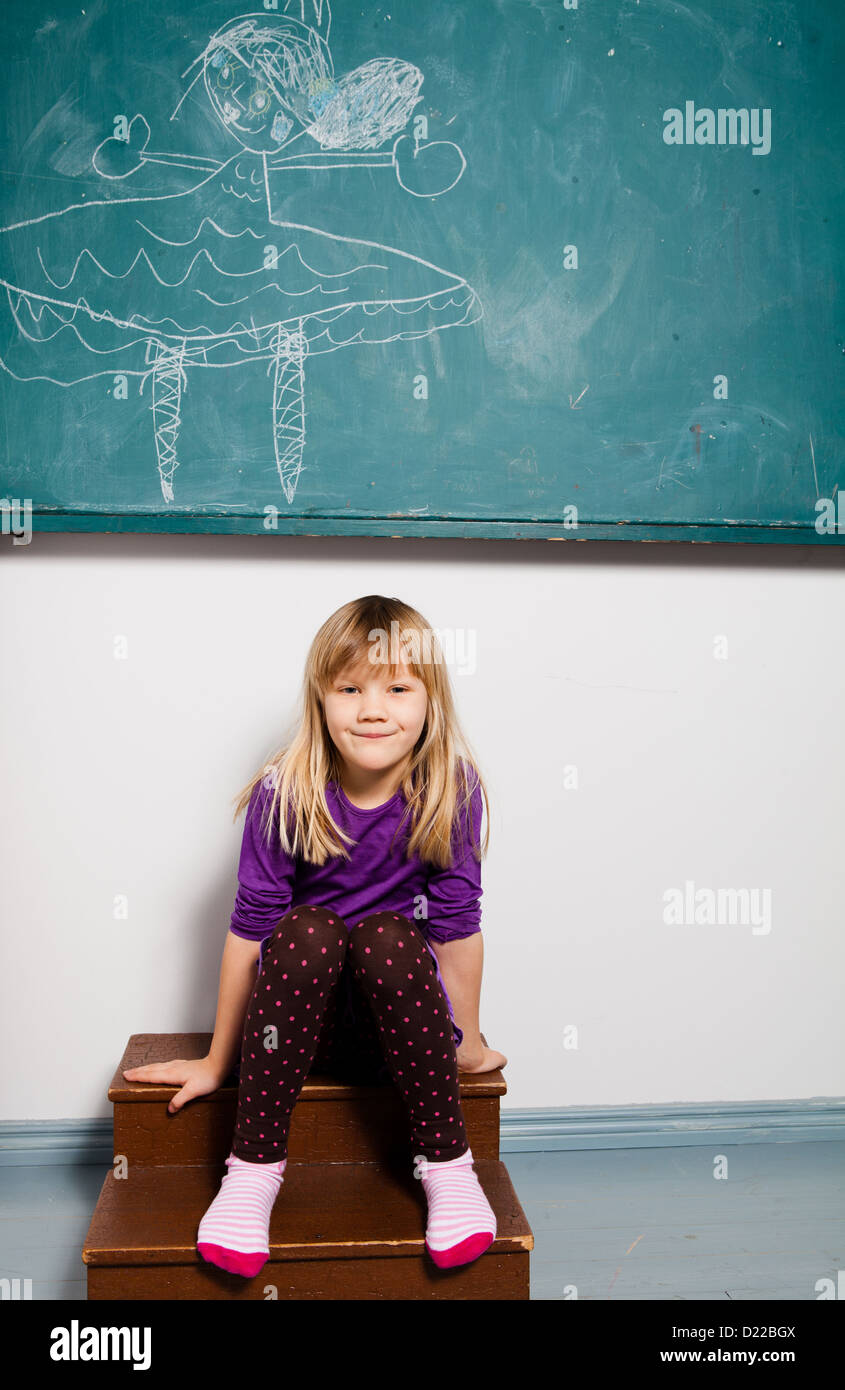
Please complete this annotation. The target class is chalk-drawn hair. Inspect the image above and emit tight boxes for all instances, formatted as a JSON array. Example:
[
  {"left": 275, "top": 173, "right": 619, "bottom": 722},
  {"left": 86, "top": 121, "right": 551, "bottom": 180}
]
[
  {"left": 232, "top": 594, "right": 489, "bottom": 869},
  {"left": 175, "top": 9, "right": 424, "bottom": 154}
]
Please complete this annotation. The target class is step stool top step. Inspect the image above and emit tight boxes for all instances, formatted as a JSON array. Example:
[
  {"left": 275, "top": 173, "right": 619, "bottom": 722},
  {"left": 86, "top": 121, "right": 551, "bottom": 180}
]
[
  {"left": 82, "top": 1159, "right": 534, "bottom": 1267},
  {"left": 110, "top": 1033, "right": 507, "bottom": 1103}
]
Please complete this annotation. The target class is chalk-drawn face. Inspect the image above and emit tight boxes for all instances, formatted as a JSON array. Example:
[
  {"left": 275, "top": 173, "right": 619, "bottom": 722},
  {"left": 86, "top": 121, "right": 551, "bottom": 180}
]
[
  {"left": 204, "top": 46, "right": 287, "bottom": 149},
  {"left": 202, "top": 19, "right": 334, "bottom": 154}
]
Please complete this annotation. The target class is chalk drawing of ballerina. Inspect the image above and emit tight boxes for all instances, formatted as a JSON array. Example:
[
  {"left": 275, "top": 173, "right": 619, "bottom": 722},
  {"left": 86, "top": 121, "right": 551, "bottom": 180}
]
[{"left": 0, "top": 2, "right": 482, "bottom": 504}]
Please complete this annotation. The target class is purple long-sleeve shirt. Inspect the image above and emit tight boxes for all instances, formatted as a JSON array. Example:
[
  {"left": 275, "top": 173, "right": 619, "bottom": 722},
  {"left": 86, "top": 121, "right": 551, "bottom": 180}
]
[{"left": 228, "top": 772, "right": 484, "bottom": 1046}]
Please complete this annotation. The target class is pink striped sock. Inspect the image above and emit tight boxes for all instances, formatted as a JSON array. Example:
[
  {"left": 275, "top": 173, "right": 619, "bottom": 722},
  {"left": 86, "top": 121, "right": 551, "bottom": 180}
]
[
  {"left": 197, "top": 1152, "right": 286, "bottom": 1278},
  {"left": 419, "top": 1147, "right": 497, "bottom": 1269}
]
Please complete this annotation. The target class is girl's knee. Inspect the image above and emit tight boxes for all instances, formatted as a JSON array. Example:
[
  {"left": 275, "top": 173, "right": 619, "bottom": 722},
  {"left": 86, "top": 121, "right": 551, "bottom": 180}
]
[
  {"left": 262, "top": 904, "right": 347, "bottom": 964},
  {"left": 348, "top": 912, "right": 424, "bottom": 961}
]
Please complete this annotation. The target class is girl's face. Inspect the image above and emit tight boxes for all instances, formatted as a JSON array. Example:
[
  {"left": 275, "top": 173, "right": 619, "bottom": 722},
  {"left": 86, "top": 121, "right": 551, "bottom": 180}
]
[{"left": 322, "top": 657, "right": 428, "bottom": 781}]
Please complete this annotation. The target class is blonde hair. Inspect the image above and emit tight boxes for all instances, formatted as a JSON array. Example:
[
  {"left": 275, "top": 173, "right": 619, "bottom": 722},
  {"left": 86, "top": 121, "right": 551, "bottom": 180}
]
[{"left": 231, "top": 595, "right": 489, "bottom": 870}]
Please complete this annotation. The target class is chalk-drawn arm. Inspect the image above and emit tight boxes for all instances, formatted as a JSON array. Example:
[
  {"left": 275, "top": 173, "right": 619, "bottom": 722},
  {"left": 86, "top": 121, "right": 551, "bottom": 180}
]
[
  {"left": 93, "top": 115, "right": 224, "bottom": 180},
  {"left": 267, "top": 133, "right": 466, "bottom": 198}
]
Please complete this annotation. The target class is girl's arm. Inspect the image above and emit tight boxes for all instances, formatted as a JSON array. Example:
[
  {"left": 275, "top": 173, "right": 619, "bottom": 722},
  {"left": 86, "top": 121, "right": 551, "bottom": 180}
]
[
  {"left": 430, "top": 933, "right": 507, "bottom": 1072},
  {"left": 424, "top": 768, "right": 506, "bottom": 1071},
  {"left": 206, "top": 931, "right": 262, "bottom": 1083},
  {"left": 428, "top": 931, "right": 483, "bottom": 1060},
  {"left": 209, "top": 778, "right": 297, "bottom": 1083}
]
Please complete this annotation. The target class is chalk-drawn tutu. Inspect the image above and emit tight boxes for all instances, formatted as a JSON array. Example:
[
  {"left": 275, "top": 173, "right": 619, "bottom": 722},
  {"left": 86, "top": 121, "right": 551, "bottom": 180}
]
[{"left": 0, "top": 5, "right": 482, "bottom": 503}]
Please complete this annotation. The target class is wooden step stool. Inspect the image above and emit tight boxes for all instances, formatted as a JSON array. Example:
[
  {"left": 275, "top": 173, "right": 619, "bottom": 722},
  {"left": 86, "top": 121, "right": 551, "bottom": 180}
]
[{"left": 82, "top": 1033, "right": 533, "bottom": 1299}]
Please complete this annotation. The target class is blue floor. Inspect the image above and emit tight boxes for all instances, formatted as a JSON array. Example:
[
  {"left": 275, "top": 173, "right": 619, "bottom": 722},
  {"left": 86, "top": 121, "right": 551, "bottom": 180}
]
[
  {"left": 508, "top": 1142, "right": 844, "bottom": 1300},
  {"left": 1, "top": 1140, "right": 842, "bottom": 1300}
]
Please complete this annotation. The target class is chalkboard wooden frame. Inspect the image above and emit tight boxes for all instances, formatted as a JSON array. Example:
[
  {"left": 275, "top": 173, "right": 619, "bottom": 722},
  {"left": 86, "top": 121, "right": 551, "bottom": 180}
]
[{"left": 20, "top": 512, "right": 844, "bottom": 543}]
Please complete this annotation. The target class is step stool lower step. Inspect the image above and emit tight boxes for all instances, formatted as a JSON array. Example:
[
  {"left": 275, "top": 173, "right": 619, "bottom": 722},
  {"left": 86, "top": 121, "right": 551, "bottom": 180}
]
[{"left": 83, "top": 1158, "right": 533, "bottom": 1300}]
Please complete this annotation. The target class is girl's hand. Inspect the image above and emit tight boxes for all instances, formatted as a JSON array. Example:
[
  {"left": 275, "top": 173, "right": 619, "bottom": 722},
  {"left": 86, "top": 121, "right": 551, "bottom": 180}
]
[
  {"left": 122, "top": 1056, "right": 228, "bottom": 1115},
  {"left": 456, "top": 1031, "right": 507, "bottom": 1074}
]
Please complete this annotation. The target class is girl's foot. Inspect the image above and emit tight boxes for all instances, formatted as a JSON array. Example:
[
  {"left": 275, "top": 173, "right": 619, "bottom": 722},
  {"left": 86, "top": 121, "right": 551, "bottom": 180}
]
[
  {"left": 197, "top": 1152, "right": 286, "bottom": 1277},
  {"left": 419, "top": 1146, "right": 497, "bottom": 1268}
]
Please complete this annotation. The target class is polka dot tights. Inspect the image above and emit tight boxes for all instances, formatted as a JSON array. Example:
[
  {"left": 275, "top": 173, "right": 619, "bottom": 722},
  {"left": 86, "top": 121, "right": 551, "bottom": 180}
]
[{"left": 231, "top": 906, "right": 470, "bottom": 1166}]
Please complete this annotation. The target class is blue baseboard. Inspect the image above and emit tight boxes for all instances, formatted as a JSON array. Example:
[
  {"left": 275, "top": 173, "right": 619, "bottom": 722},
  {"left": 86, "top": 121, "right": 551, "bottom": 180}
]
[
  {"left": 1, "top": 1097, "right": 843, "bottom": 1166},
  {"left": 499, "top": 1097, "right": 845, "bottom": 1151}
]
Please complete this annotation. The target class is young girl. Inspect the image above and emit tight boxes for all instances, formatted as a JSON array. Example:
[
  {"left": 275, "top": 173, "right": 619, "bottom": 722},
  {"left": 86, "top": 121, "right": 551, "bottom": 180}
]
[{"left": 124, "top": 593, "right": 506, "bottom": 1279}]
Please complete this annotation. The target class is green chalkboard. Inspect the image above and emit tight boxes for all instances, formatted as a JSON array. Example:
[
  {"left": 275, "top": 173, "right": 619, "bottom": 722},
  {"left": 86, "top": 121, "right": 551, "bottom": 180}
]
[{"left": 0, "top": 0, "right": 842, "bottom": 542}]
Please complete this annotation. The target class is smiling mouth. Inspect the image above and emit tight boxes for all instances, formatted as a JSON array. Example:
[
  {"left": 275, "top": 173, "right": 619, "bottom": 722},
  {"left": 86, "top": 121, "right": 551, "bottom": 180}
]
[
  {"left": 225, "top": 110, "right": 268, "bottom": 131},
  {"left": 353, "top": 732, "right": 393, "bottom": 739}
]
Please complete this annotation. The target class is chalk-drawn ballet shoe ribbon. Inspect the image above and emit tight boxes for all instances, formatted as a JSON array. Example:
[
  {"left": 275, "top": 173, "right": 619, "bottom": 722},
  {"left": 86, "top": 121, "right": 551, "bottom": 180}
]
[
  {"left": 92, "top": 114, "right": 151, "bottom": 180},
  {"left": 392, "top": 134, "right": 467, "bottom": 198}
]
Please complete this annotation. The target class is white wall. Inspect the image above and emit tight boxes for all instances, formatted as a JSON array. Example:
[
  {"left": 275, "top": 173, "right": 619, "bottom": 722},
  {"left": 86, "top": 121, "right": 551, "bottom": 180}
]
[{"left": 2, "top": 534, "right": 843, "bottom": 1123}]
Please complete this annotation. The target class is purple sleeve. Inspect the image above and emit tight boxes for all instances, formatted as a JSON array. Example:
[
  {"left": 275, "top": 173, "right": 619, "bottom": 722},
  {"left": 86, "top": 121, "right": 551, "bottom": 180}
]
[
  {"left": 228, "top": 781, "right": 296, "bottom": 944},
  {"left": 423, "top": 773, "right": 483, "bottom": 943}
]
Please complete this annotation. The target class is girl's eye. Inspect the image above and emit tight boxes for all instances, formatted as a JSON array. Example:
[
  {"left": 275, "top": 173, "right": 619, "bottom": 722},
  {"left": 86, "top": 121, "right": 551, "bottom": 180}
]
[{"left": 337, "top": 685, "right": 409, "bottom": 694}]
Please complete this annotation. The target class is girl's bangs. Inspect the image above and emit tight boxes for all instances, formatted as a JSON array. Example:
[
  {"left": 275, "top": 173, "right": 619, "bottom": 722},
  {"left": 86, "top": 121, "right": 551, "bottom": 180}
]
[{"left": 319, "top": 621, "right": 435, "bottom": 689}]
